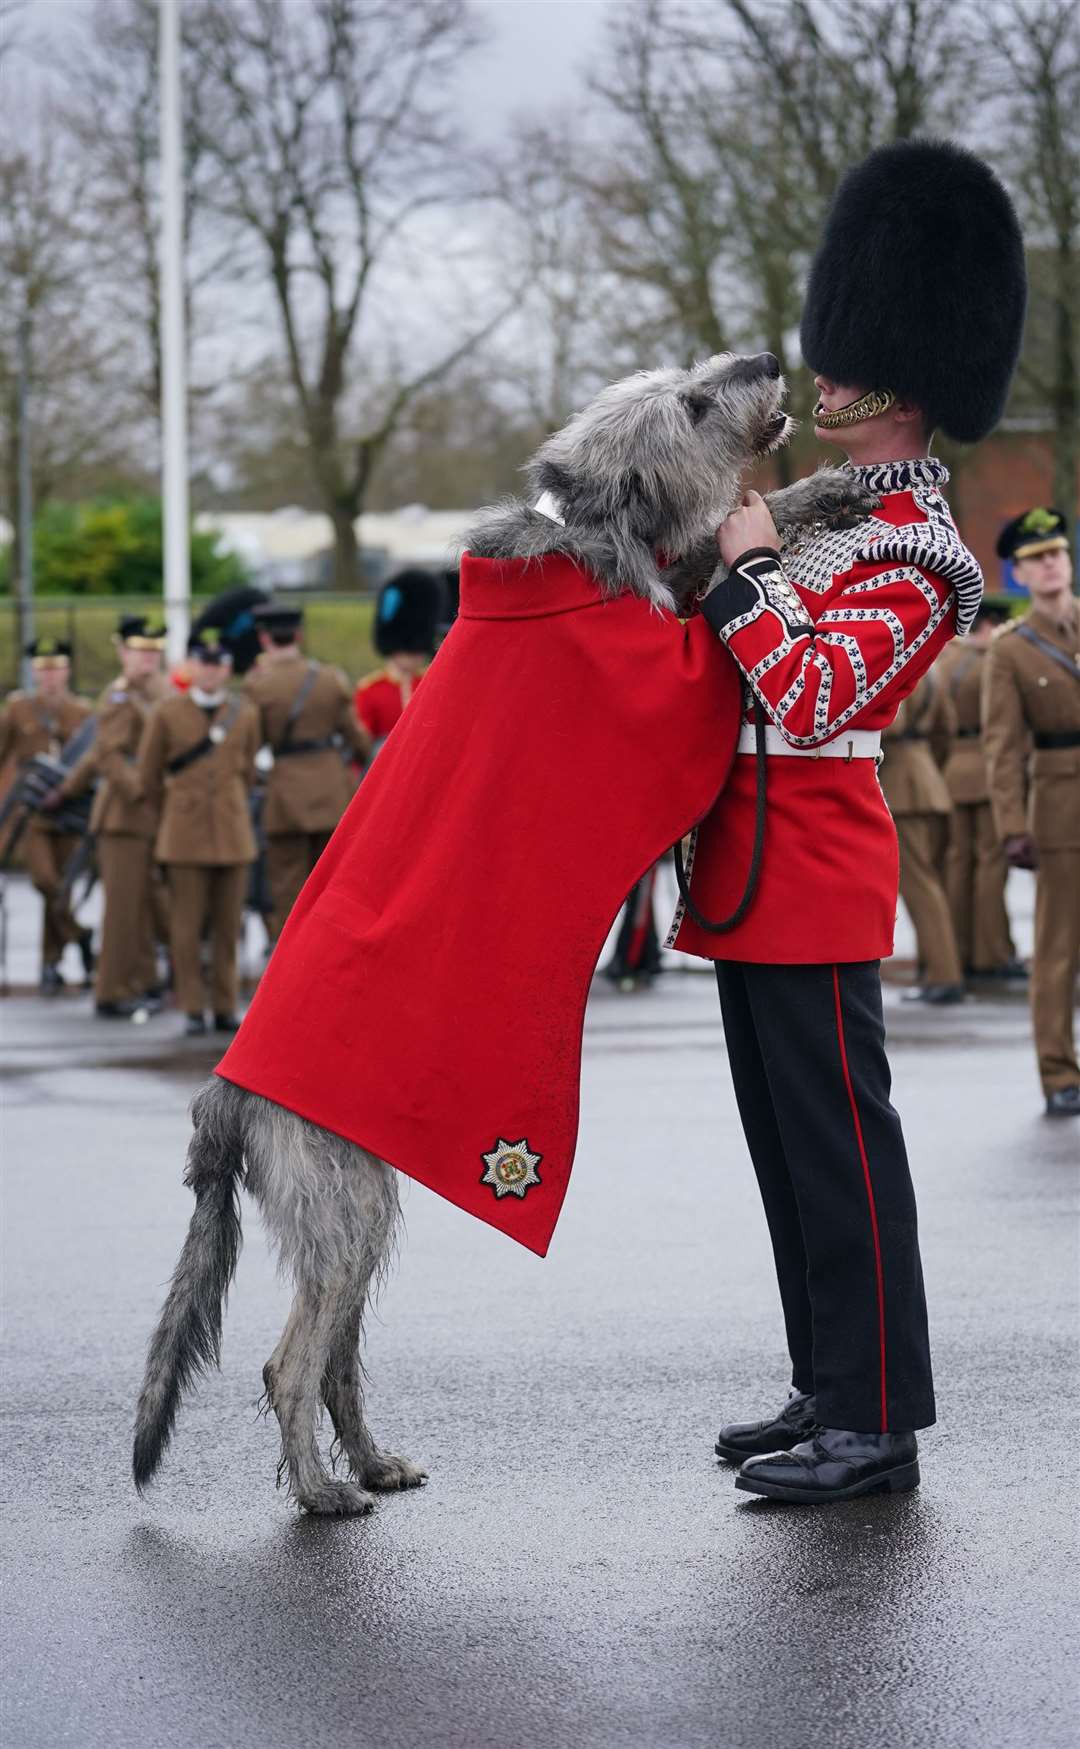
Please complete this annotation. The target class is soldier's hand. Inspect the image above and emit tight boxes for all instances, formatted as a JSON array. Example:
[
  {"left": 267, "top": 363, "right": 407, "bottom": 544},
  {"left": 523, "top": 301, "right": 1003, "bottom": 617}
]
[
  {"left": 717, "top": 491, "right": 781, "bottom": 567},
  {"left": 38, "top": 787, "right": 64, "bottom": 813},
  {"left": 1004, "top": 833, "right": 1039, "bottom": 870}
]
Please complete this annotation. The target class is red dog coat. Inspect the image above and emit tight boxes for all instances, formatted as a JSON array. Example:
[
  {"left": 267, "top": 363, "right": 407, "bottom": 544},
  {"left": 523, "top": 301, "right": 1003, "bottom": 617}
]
[{"left": 218, "top": 552, "right": 740, "bottom": 1255}]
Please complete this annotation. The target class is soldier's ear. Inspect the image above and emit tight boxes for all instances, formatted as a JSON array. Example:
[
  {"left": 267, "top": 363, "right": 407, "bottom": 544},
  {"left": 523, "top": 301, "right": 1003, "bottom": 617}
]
[{"left": 894, "top": 398, "right": 926, "bottom": 430}]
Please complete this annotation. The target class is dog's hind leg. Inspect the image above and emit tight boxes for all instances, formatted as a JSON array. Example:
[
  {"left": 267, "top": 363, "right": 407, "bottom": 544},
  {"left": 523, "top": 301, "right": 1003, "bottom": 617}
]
[
  {"left": 245, "top": 1096, "right": 414, "bottom": 1514},
  {"left": 321, "top": 1307, "right": 427, "bottom": 1493},
  {"left": 266, "top": 1281, "right": 376, "bottom": 1515},
  {"left": 319, "top": 1154, "right": 425, "bottom": 1492}
]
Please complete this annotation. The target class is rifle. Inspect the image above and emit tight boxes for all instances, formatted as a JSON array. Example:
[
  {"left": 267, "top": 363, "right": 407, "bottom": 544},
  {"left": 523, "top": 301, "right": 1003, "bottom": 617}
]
[
  {"left": 0, "top": 714, "right": 99, "bottom": 992},
  {"left": 59, "top": 832, "right": 99, "bottom": 908}
]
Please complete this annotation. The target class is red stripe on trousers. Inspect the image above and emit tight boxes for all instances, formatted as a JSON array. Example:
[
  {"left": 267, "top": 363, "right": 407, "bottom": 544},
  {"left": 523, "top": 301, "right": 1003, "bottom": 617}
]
[{"left": 831, "top": 965, "right": 888, "bottom": 1433}]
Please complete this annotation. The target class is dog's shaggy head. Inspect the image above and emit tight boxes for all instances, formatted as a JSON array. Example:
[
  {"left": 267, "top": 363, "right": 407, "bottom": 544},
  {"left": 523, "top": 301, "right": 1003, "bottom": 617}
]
[{"left": 465, "top": 353, "right": 792, "bottom": 610}]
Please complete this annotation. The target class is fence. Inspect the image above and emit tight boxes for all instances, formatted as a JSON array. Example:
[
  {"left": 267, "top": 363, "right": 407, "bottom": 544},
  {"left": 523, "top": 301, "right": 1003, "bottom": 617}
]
[{"left": 1, "top": 594, "right": 381, "bottom": 697}]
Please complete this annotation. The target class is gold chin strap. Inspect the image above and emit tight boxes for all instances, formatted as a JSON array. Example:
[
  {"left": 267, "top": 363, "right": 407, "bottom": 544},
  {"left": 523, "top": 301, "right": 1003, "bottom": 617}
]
[{"left": 815, "top": 387, "right": 896, "bottom": 430}]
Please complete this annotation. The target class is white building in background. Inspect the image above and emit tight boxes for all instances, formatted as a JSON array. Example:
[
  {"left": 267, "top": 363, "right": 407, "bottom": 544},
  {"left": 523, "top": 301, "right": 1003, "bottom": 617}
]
[{"left": 195, "top": 504, "right": 472, "bottom": 590}]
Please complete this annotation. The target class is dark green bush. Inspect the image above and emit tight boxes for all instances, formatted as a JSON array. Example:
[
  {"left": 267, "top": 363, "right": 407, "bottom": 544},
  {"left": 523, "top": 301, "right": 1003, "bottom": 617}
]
[{"left": 0, "top": 498, "right": 249, "bottom": 596}]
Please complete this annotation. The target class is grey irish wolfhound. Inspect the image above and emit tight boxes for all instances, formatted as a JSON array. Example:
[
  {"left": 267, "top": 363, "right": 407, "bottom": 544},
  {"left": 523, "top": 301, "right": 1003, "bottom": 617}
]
[{"left": 133, "top": 353, "right": 878, "bottom": 1515}]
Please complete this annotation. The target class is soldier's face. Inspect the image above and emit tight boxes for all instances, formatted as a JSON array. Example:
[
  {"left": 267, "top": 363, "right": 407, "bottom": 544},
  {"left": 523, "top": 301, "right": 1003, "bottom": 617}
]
[
  {"left": 123, "top": 647, "right": 163, "bottom": 682},
  {"left": 811, "top": 375, "right": 924, "bottom": 456},
  {"left": 35, "top": 663, "right": 70, "bottom": 699},
  {"left": 193, "top": 656, "right": 231, "bottom": 689},
  {"left": 1013, "top": 546, "right": 1073, "bottom": 599}
]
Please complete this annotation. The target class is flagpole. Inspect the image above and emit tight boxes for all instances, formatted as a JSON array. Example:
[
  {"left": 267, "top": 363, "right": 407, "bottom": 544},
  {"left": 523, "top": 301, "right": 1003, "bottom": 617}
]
[
  {"left": 16, "top": 312, "right": 35, "bottom": 690},
  {"left": 160, "top": 0, "right": 190, "bottom": 666}
]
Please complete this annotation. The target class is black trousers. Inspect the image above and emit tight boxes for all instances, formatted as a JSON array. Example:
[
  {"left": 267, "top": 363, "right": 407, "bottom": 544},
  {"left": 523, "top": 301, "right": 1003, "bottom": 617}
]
[{"left": 715, "top": 960, "right": 935, "bottom": 1433}]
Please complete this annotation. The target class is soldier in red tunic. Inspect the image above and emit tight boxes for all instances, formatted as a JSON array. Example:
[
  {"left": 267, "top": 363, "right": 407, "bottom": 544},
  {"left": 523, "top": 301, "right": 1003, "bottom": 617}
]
[
  {"left": 673, "top": 141, "right": 1027, "bottom": 1502},
  {"left": 353, "top": 569, "right": 444, "bottom": 753}
]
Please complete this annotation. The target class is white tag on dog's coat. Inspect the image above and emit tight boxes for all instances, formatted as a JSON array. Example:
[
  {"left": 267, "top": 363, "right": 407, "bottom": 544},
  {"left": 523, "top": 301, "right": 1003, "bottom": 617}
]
[{"left": 532, "top": 493, "right": 565, "bottom": 526}]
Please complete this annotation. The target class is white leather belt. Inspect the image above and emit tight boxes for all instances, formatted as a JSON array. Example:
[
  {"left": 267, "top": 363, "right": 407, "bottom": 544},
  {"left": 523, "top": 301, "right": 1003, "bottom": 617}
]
[{"left": 737, "top": 723, "right": 882, "bottom": 760}]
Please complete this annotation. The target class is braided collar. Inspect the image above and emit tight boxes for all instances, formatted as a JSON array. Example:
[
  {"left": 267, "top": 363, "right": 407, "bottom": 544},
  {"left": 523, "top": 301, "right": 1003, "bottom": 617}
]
[{"left": 845, "top": 458, "right": 950, "bottom": 495}]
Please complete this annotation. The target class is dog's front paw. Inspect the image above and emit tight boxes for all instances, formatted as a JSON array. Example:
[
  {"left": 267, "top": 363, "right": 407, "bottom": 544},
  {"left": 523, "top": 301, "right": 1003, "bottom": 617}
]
[
  {"left": 298, "top": 1479, "right": 377, "bottom": 1516},
  {"left": 768, "top": 469, "right": 881, "bottom": 535},
  {"left": 363, "top": 1451, "right": 428, "bottom": 1491},
  {"left": 824, "top": 477, "right": 882, "bottom": 528},
  {"left": 806, "top": 471, "right": 882, "bottom": 528}
]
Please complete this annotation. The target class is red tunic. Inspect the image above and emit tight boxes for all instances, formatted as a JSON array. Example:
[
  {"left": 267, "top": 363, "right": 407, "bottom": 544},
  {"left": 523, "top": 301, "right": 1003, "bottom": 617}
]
[
  {"left": 671, "top": 459, "right": 981, "bottom": 964},
  {"left": 353, "top": 666, "right": 424, "bottom": 742},
  {"left": 218, "top": 552, "right": 741, "bottom": 1256}
]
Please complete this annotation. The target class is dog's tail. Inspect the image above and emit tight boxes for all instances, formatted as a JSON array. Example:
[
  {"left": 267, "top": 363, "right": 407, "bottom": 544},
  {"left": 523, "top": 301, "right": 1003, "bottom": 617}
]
[{"left": 133, "top": 1076, "right": 246, "bottom": 1493}]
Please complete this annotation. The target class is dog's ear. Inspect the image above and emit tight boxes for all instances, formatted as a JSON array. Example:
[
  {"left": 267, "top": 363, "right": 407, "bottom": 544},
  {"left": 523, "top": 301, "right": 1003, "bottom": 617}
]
[
  {"left": 605, "top": 467, "right": 669, "bottom": 546},
  {"left": 529, "top": 459, "right": 575, "bottom": 501},
  {"left": 680, "top": 388, "right": 713, "bottom": 426}
]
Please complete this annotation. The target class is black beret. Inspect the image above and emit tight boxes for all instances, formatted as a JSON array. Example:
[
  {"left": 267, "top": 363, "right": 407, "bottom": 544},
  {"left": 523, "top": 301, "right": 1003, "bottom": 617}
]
[
  {"left": 26, "top": 636, "right": 73, "bottom": 663},
  {"left": 118, "top": 615, "right": 166, "bottom": 648},
  {"left": 995, "top": 507, "right": 1070, "bottom": 562},
  {"left": 187, "top": 628, "right": 233, "bottom": 661},
  {"left": 252, "top": 603, "right": 304, "bottom": 633}
]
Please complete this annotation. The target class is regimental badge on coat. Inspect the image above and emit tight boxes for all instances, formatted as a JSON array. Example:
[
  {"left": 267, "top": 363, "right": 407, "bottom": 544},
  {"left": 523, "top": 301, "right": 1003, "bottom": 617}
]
[{"left": 481, "top": 1138, "right": 542, "bottom": 1199}]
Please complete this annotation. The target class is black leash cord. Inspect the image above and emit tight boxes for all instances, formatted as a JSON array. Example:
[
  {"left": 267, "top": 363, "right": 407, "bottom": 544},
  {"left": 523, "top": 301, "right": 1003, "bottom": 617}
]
[{"left": 671, "top": 697, "right": 768, "bottom": 933}]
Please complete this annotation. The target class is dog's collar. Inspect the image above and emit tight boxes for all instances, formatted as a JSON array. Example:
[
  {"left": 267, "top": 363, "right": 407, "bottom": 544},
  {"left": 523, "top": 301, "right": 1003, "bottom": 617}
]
[{"left": 532, "top": 492, "right": 565, "bottom": 526}]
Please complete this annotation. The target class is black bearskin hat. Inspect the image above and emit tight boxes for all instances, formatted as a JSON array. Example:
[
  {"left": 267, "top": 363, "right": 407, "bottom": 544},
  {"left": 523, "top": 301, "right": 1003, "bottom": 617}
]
[
  {"left": 193, "top": 584, "right": 270, "bottom": 674},
  {"left": 800, "top": 139, "right": 1027, "bottom": 444},
  {"left": 373, "top": 568, "right": 445, "bottom": 657}
]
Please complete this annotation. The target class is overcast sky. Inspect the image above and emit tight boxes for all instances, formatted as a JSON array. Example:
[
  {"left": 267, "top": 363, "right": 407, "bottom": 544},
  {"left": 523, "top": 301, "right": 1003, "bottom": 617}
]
[{"left": 28, "top": 0, "right": 616, "bottom": 134}]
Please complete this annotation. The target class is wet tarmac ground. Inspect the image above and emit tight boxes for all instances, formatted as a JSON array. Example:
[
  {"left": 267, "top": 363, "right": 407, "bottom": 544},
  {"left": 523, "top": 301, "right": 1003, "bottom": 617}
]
[{"left": 2, "top": 924, "right": 1078, "bottom": 1747}]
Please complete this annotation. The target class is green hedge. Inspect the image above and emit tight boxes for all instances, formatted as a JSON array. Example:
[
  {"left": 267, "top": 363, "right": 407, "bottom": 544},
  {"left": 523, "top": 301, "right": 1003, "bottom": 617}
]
[
  {"left": 0, "top": 498, "right": 249, "bottom": 597},
  {"left": 1, "top": 596, "right": 379, "bottom": 697}
]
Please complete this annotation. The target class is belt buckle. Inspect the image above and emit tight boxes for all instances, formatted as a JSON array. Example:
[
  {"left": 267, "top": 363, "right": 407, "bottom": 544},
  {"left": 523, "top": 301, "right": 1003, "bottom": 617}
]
[{"left": 845, "top": 739, "right": 854, "bottom": 763}]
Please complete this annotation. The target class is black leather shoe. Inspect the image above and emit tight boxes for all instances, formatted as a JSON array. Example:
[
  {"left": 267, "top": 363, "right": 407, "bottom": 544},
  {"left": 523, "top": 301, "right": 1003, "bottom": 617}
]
[
  {"left": 184, "top": 1012, "right": 208, "bottom": 1036},
  {"left": 40, "top": 963, "right": 64, "bottom": 995},
  {"left": 95, "top": 999, "right": 145, "bottom": 1019},
  {"left": 902, "top": 983, "right": 965, "bottom": 1005},
  {"left": 1046, "top": 1086, "right": 1080, "bottom": 1118},
  {"left": 736, "top": 1428, "right": 919, "bottom": 1502},
  {"left": 715, "top": 1388, "right": 818, "bottom": 1464},
  {"left": 213, "top": 1012, "right": 241, "bottom": 1033},
  {"left": 966, "top": 960, "right": 1028, "bottom": 983}
]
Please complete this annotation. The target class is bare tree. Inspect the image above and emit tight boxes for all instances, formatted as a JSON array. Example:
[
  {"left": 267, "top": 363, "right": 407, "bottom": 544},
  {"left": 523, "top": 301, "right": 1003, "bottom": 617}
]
[
  {"left": 61, "top": 0, "right": 240, "bottom": 478},
  {"left": 190, "top": 0, "right": 516, "bottom": 584},
  {"left": 983, "top": 0, "right": 1079, "bottom": 542},
  {"left": 0, "top": 0, "right": 27, "bottom": 65},
  {"left": 585, "top": 2, "right": 730, "bottom": 361},
  {"left": 712, "top": 0, "right": 976, "bottom": 189},
  {"left": 0, "top": 108, "right": 131, "bottom": 582},
  {"left": 579, "top": 0, "right": 978, "bottom": 482}
]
